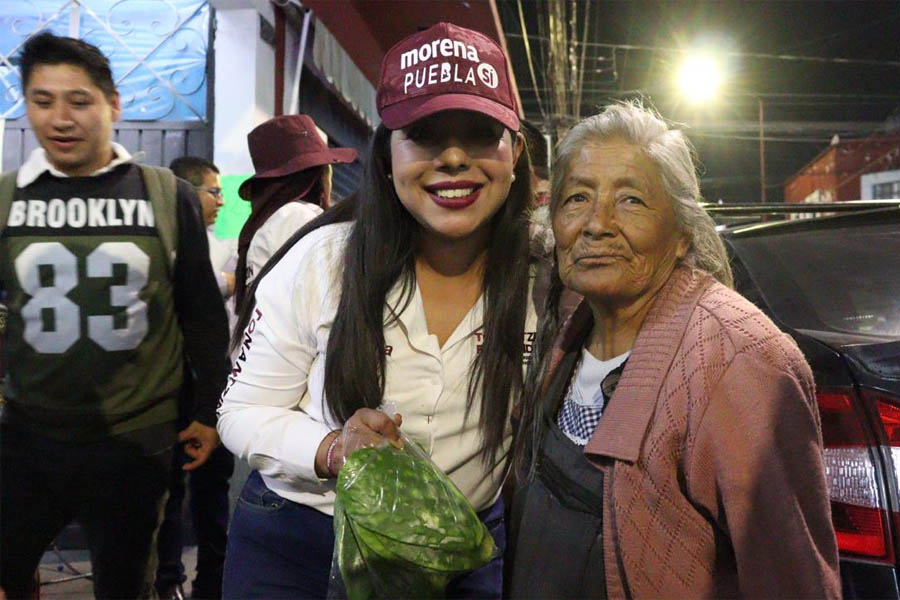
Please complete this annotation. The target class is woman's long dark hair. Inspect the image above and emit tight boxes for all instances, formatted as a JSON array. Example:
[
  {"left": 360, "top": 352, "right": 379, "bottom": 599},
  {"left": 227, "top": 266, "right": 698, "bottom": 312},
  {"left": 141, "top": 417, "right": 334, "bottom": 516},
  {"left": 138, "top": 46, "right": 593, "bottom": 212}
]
[
  {"left": 233, "top": 123, "right": 533, "bottom": 466},
  {"left": 512, "top": 255, "right": 565, "bottom": 479}
]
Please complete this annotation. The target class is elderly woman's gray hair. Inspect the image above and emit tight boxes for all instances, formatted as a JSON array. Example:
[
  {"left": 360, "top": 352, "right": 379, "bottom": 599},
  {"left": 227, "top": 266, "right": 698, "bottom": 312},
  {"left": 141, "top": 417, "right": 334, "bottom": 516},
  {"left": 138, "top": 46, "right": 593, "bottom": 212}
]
[{"left": 551, "top": 102, "right": 733, "bottom": 287}]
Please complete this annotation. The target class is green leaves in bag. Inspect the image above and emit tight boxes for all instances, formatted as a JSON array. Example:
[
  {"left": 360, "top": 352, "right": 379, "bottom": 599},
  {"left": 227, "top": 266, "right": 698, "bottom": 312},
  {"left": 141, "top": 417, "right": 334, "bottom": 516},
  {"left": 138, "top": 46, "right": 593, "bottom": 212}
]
[{"left": 333, "top": 438, "right": 496, "bottom": 599}]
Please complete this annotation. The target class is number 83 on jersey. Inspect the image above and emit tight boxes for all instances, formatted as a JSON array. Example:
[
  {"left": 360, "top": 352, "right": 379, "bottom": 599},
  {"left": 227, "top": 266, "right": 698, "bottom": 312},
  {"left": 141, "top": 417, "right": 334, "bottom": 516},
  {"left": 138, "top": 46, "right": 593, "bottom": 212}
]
[{"left": 13, "top": 241, "right": 150, "bottom": 354}]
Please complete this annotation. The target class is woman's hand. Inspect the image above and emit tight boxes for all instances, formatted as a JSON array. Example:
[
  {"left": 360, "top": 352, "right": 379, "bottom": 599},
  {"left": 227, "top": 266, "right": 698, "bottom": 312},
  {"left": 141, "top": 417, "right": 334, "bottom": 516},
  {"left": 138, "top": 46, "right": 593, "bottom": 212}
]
[{"left": 314, "top": 408, "right": 403, "bottom": 478}]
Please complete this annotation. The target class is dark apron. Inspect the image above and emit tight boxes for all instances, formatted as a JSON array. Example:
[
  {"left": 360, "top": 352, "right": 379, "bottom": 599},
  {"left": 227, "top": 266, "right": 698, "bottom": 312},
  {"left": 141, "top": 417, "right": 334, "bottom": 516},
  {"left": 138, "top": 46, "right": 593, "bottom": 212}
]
[{"left": 508, "top": 418, "right": 607, "bottom": 599}]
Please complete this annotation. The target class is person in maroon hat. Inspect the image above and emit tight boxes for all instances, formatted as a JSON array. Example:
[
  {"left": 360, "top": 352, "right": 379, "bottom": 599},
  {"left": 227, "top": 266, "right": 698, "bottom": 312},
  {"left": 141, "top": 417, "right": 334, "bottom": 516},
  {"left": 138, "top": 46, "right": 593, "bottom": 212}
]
[
  {"left": 218, "top": 22, "right": 537, "bottom": 599},
  {"left": 233, "top": 114, "right": 356, "bottom": 308}
]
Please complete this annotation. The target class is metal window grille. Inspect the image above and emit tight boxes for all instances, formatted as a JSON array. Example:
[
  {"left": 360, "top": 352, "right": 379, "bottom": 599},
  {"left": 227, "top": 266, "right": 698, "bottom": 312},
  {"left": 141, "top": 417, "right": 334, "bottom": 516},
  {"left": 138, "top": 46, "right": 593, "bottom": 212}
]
[{"left": 1, "top": 0, "right": 210, "bottom": 121}]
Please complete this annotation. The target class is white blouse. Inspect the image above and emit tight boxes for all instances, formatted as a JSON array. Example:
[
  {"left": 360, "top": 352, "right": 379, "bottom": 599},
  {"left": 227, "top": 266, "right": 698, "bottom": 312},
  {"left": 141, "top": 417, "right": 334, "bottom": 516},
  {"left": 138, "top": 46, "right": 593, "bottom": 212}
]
[{"left": 218, "top": 221, "right": 538, "bottom": 514}]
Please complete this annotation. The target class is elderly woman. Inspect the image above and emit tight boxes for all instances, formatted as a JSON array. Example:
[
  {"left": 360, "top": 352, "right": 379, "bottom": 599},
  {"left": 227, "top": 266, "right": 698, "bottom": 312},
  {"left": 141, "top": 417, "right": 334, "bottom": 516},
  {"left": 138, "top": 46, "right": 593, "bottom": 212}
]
[{"left": 509, "top": 103, "right": 840, "bottom": 599}]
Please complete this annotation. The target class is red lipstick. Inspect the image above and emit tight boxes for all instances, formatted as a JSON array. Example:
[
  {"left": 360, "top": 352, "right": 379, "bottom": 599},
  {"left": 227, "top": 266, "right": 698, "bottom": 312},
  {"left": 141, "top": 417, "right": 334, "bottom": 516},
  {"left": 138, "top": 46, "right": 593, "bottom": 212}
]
[{"left": 424, "top": 180, "right": 483, "bottom": 209}]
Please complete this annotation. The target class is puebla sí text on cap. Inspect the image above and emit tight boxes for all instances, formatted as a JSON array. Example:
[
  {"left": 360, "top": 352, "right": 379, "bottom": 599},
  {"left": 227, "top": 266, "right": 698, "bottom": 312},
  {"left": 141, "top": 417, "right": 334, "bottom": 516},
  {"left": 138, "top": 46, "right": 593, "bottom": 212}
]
[{"left": 376, "top": 22, "right": 520, "bottom": 132}]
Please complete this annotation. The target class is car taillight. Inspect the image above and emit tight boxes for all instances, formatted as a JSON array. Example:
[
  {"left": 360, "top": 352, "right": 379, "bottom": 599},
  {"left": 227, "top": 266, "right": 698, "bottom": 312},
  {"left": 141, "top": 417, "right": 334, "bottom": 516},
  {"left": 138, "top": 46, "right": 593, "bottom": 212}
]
[
  {"left": 866, "top": 389, "right": 900, "bottom": 565},
  {"left": 819, "top": 388, "right": 893, "bottom": 562}
]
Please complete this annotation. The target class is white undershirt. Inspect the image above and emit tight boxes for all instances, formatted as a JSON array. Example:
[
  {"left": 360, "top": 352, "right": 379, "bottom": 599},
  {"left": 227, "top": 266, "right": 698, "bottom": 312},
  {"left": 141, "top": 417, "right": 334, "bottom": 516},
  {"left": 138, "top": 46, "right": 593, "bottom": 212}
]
[
  {"left": 558, "top": 348, "right": 630, "bottom": 445},
  {"left": 17, "top": 142, "right": 134, "bottom": 187}
]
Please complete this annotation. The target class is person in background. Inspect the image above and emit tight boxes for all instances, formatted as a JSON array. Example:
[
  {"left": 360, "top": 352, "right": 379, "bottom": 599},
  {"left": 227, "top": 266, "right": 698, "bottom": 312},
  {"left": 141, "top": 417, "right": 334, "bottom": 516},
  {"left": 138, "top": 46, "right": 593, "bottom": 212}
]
[
  {"left": 520, "top": 119, "right": 562, "bottom": 316},
  {"left": 170, "top": 157, "right": 237, "bottom": 300},
  {"left": 520, "top": 119, "right": 550, "bottom": 208},
  {"left": 152, "top": 157, "right": 236, "bottom": 600},
  {"left": 217, "top": 22, "right": 537, "bottom": 599},
  {"left": 233, "top": 115, "right": 356, "bottom": 308},
  {"left": 0, "top": 32, "right": 228, "bottom": 599},
  {"left": 509, "top": 102, "right": 840, "bottom": 599}
]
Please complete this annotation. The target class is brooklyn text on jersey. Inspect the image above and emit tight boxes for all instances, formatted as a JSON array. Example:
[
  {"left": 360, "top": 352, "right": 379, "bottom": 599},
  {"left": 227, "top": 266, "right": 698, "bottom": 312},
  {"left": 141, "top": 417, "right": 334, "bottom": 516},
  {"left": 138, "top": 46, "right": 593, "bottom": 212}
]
[{"left": 7, "top": 197, "right": 155, "bottom": 231}]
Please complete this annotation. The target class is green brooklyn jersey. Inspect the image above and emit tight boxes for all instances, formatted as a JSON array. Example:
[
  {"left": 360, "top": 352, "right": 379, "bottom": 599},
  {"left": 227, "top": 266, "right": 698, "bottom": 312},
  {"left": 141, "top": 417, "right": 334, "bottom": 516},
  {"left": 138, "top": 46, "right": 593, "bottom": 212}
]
[{"left": 0, "top": 167, "right": 183, "bottom": 440}]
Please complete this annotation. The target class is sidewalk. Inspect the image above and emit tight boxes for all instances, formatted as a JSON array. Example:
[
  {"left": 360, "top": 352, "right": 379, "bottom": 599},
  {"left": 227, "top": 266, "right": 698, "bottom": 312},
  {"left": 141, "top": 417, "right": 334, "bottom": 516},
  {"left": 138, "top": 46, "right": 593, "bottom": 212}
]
[{"left": 37, "top": 546, "right": 198, "bottom": 599}]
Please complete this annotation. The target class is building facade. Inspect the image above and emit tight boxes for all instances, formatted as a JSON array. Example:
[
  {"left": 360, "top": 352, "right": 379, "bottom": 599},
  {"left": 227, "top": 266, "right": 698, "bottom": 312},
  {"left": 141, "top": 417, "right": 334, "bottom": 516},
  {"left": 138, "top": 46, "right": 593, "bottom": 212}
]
[{"left": 785, "top": 135, "right": 900, "bottom": 204}]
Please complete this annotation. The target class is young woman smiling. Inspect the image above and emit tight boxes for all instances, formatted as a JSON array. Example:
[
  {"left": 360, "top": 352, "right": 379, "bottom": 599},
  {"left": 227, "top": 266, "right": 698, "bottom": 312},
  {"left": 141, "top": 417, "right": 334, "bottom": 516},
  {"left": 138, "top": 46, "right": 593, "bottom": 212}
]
[{"left": 217, "top": 22, "right": 537, "bottom": 599}]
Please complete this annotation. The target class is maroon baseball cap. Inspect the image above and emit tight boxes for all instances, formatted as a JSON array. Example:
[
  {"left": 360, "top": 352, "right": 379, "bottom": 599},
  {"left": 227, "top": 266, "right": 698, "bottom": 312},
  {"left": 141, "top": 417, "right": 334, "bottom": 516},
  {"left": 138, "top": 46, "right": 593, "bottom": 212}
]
[
  {"left": 376, "top": 22, "right": 520, "bottom": 132},
  {"left": 238, "top": 114, "right": 357, "bottom": 200}
]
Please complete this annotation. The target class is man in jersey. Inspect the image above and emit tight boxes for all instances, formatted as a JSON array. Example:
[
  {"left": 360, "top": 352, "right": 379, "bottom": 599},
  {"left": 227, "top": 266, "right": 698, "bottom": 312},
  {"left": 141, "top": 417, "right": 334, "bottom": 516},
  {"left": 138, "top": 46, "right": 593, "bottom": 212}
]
[
  {"left": 0, "top": 32, "right": 229, "bottom": 599},
  {"left": 155, "top": 157, "right": 236, "bottom": 600}
]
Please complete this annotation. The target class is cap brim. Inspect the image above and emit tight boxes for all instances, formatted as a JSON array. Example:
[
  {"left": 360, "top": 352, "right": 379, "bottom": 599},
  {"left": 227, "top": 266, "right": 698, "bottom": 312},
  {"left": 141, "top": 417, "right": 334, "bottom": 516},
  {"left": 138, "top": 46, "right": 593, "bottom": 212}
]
[
  {"left": 238, "top": 147, "right": 357, "bottom": 200},
  {"left": 380, "top": 93, "right": 520, "bottom": 131}
]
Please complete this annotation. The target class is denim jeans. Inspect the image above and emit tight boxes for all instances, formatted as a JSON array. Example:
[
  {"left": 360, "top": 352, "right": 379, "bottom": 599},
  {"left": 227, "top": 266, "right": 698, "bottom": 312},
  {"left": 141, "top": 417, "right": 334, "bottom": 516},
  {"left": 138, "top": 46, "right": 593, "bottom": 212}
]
[
  {"left": 0, "top": 422, "right": 174, "bottom": 599},
  {"left": 222, "top": 470, "right": 335, "bottom": 599},
  {"left": 156, "top": 443, "right": 234, "bottom": 598},
  {"left": 222, "top": 470, "right": 505, "bottom": 599},
  {"left": 447, "top": 495, "right": 505, "bottom": 599}
]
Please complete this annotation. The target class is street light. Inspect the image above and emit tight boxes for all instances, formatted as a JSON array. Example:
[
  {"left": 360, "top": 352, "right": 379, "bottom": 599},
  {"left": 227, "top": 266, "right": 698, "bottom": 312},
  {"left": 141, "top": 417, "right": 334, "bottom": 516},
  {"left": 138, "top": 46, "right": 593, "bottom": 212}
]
[
  {"left": 676, "top": 54, "right": 724, "bottom": 104},
  {"left": 676, "top": 49, "right": 766, "bottom": 203}
]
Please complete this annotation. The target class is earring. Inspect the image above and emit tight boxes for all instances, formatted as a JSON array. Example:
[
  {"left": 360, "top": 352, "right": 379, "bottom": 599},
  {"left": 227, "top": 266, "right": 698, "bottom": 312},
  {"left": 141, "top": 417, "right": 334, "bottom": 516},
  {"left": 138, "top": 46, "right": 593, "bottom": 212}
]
[
  {"left": 511, "top": 173, "right": 516, "bottom": 182},
  {"left": 387, "top": 173, "right": 393, "bottom": 180}
]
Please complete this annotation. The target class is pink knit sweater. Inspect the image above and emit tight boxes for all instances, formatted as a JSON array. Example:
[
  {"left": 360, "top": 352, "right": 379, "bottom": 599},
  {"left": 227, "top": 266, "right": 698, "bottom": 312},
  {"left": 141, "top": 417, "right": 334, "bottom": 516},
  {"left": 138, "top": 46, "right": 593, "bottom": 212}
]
[{"left": 547, "top": 266, "right": 841, "bottom": 599}]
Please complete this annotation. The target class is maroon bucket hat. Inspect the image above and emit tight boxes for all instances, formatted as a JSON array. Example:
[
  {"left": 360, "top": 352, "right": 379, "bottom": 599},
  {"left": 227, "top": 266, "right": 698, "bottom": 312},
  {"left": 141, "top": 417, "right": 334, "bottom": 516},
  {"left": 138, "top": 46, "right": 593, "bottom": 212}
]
[
  {"left": 376, "top": 22, "right": 520, "bottom": 131},
  {"left": 238, "top": 114, "right": 357, "bottom": 200}
]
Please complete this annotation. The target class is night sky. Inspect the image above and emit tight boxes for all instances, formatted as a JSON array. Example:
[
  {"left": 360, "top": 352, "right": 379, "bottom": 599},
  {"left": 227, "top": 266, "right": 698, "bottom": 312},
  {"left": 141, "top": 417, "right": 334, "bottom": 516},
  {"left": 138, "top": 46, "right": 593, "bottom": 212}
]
[{"left": 497, "top": 0, "right": 900, "bottom": 203}]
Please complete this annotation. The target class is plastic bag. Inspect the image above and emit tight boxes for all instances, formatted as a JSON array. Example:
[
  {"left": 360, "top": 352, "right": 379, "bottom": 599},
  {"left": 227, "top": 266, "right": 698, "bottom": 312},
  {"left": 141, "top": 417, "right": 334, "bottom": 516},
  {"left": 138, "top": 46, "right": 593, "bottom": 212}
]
[{"left": 329, "top": 434, "right": 496, "bottom": 600}]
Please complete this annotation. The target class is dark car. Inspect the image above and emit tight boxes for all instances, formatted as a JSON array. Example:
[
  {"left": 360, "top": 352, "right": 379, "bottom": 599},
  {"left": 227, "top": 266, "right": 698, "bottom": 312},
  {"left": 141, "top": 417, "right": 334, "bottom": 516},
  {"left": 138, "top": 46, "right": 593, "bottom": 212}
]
[{"left": 720, "top": 206, "right": 900, "bottom": 599}]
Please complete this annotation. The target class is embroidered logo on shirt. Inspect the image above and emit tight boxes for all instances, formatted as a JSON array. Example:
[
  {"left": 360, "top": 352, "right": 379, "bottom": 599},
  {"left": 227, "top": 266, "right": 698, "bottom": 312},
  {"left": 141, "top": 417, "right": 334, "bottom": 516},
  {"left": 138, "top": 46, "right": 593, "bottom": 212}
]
[{"left": 474, "top": 331, "right": 536, "bottom": 364}]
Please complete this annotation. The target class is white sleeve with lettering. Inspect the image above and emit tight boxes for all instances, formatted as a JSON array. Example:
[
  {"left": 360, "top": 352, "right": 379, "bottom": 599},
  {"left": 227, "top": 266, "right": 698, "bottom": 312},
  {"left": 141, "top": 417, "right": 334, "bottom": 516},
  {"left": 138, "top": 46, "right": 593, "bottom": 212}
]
[{"left": 217, "top": 223, "right": 346, "bottom": 485}]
